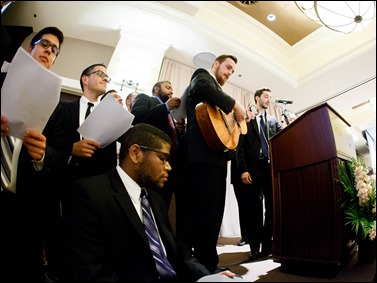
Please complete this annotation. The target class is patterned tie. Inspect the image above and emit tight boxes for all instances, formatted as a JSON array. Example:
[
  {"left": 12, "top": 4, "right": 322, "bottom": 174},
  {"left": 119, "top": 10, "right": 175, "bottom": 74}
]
[
  {"left": 85, "top": 102, "right": 94, "bottom": 119},
  {"left": 259, "top": 115, "right": 268, "bottom": 157},
  {"left": 140, "top": 189, "right": 177, "bottom": 279},
  {"left": 1, "top": 135, "right": 14, "bottom": 191}
]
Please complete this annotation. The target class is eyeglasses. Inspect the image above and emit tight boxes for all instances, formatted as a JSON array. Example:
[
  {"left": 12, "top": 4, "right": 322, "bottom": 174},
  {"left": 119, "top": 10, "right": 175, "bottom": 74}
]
[
  {"left": 86, "top": 70, "right": 111, "bottom": 83},
  {"left": 139, "top": 145, "right": 170, "bottom": 164},
  {"left": 33, "top": 39, "right": 60, "bottom": 56}
]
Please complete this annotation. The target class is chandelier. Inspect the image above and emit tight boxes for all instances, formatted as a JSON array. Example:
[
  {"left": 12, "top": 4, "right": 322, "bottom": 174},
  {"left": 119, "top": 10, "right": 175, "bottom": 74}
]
[{"left": 294, "top": 1, "right": 376, "bottom": 33}]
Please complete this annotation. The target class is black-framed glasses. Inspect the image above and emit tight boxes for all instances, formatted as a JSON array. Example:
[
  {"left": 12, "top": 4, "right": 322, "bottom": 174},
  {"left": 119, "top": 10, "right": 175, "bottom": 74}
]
[
  {"left": 86, "top": 70, "right": 111, "bottom": 83},
  {"left": 139, "top": 145, "right": 170, "bottom": 164},
  {"left": 33, "top": 39, "right": 60, "bottom": 56}
]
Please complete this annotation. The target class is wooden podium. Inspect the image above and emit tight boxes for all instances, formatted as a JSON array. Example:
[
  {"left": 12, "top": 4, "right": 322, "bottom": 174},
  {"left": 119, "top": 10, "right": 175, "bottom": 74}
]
[{"left": 269, "top": 103, "right": 357, "bottom": 269}]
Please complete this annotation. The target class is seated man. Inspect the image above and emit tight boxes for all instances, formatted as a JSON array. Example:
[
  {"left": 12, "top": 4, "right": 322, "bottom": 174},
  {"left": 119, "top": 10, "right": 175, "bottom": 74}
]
[{"left": 61, "top": 123, "right": 246, "bottom": 282}]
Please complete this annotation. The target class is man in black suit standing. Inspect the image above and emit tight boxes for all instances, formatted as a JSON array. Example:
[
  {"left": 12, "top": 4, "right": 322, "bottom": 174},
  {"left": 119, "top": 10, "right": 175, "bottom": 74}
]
[
  {"left": 237, "top": 87, "right": 282, "bottom": 261},
  {"left": 61, "top": 123, "right": 240, "bottom": 282},
  {"left": 1, "top": 26, "right": 66, "bottom": 282},
  {"left": 131, "top": 81, "right": 185, "bottom": 209},
  {"left": 180, "top": 54, "right": 247, "bottom": 273},
  {"left": 59, "top": 63, "right": 117, "bottom": 182}
]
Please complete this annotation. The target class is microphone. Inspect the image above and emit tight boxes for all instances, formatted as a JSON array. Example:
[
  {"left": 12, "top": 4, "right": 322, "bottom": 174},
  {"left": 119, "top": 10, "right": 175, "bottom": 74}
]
[{"left": 275, "top": 98, "right": 293, "bottom": 104}]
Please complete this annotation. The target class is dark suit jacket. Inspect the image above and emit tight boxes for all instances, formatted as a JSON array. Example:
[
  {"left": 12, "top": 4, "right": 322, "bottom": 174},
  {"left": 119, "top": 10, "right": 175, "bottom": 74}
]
[
  {"left": 61, "top": 168, "right": 211, "bottom": 282},
  {"left": 1, "top": 72, "right": 68, "bottom": 281},
  {"left": 131, "top": 93, "right": 184, "bottom": 166},
  {"left": 1, "top": 72, "right": 68, "bottom": 198},
  {"left": 237, "top": 114, "right": 282, "bottom": 174},
  {"left": 185, "top": 68, "right": 235, "bottom": 166},
  {"left": 131, "top": 93, "right": 174, "bottom": 140},
  {"left": 59, "top": 100, "right": 117, "bottom": 181}
]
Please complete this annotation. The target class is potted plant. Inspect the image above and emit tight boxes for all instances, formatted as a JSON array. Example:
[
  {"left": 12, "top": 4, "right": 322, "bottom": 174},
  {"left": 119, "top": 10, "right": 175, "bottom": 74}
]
[{"left": 338, "top": 157, "right": 376, "bottom": 264}]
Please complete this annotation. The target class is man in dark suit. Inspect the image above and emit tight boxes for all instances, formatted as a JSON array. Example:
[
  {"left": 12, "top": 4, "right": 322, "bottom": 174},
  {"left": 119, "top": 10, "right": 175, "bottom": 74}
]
[
  {"left": 180, "top": 54, "right": 247, "bottom": 273},
  {"left": 1, "top": 27, "right": 67, "bottom": 282},
  {"left": 61, "top": 123, "right": 239, "bottom": 282},
  {"left": 236, "top": 87, "right": 282, "bottom": 261},
  {"left": 131, "top": 81, "right": 185, "bottom": 209},
  {"left": 59, "top": 63, "right": 117, "bottom": 182}
]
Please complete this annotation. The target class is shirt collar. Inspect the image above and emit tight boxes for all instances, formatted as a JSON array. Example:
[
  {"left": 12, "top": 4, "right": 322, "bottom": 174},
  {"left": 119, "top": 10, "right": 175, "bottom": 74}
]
[{"left": 116, "top": 165, "right": 142, "bottom": 203}]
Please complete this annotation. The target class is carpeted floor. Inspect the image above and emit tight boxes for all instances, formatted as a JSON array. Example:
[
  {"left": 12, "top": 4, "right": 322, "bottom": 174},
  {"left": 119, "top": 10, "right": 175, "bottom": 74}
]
[{"left": 217, "top": 237, "right": 376, "bottom": 282}]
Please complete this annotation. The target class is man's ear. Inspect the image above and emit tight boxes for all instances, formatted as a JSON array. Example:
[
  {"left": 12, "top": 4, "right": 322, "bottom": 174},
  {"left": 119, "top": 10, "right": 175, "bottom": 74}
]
[
  {"left": 153, "top": 86, "right": 160, "bottom": 95},
  {"left": 27, "top": 45, "right": 33, "bottom": 53},
  {"left": 129, "top": 144, "right": 142, "bottom": 164}
]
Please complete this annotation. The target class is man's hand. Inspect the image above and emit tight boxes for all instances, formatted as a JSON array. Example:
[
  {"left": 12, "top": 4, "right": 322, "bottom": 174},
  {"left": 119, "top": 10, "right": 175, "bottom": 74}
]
[
  {"left": 23, "top": 130, "right": 46, "bottom": 161},
  {"left": 1, "top": 115, "right": 9, "bottom": 136},
  {"left": 175, "top": 118, "right": 186, "bottom": 135},
  {"left": 72, "top": 139, "right": 100, "bottom": 158},
  {"left": 166, "top": 97, "right": 181, "bottom": 110},
  {"left": 241, "top": 172, "right": 252, "bottom": 184},
  {"left": 218, "top": 270, "right": 237, "bottom": 278},
  {"left": 245, "top": 108, "right": 255, "bottom": 122},
  {"left": 233, "top": 101, "right": 247, "bottom": 122}
]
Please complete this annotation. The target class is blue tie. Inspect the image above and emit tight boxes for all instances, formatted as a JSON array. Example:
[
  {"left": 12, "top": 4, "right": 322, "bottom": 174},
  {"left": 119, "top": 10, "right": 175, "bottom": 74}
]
[
  {"left": 140, "top": 189, "right": 177, "bottom": 279},
  {"left": 259, "top": 115, "right": 268, "bottom": 157}
]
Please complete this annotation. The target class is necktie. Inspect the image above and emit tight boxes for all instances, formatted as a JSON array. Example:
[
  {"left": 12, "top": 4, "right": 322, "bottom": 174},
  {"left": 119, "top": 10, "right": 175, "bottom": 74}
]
[
  {"left": 168, "top": 114, "right": 178, "bottom": 150},
  {"left": 140, "top": 189, "right": 177, "bottom": 279},
  {"left": 1, "top": 136, "right": 14, "bottom": 190},
  {"left": 85, "top": 102, "right": 94, "bottom": 119},
  {"left": 1, "top": 136, "right": 21, "bottom": 193},
  {"left": 259, "top": 115, "right": 268, "bottom": 157}
]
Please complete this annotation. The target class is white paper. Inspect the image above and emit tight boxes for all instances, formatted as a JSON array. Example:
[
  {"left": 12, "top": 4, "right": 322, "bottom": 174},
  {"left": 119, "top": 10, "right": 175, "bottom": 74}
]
[
  {"left": 1, "top": 48, "right": 62, "bottom": 139},
  {"left": 170, "top": 85, "right": 189, "bottom": 121},
  {"left": 77, "top": 94, "right": 134, "bottom": 148}
]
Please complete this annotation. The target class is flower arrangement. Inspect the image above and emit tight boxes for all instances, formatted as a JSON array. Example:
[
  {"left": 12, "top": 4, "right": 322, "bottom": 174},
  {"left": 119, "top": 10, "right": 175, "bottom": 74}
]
[{"left": 338, "top": 157, "right": 376, "bottom": 241}]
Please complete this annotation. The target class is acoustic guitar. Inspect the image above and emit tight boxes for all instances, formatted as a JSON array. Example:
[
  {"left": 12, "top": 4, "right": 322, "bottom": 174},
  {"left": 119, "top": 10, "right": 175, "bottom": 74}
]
[{"left": 196, "top": 102, "right": 247, "bottom": 152}]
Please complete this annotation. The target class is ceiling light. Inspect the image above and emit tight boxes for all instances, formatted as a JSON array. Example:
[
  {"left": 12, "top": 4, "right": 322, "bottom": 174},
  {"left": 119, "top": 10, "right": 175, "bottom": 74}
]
[
  {"left": 267, "top": 14, "right": 276, "bottom": 21},
  {"left": 294, "top": 1, "right": 376, "bottom": 33}
]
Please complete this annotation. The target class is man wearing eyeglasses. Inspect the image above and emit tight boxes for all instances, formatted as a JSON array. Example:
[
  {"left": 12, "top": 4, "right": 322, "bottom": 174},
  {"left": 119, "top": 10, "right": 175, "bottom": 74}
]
[
  {"left": 132, "top": 81, "right": 186, "bottom": 210},
  {"left": 59, "top": 63, "right": 117, "bottom": 183},
  {"left": 1, "top": 27, "right": 67, "bottom": 282},
  {"left": 61, "top": 123, "right": 245, "bottom": 282}
]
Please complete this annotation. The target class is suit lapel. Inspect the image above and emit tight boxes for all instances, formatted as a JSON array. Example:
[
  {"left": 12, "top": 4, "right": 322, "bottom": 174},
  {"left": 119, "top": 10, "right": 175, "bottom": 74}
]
[{"left": 109, "top": 169, "right": 148, "bottom": 243}]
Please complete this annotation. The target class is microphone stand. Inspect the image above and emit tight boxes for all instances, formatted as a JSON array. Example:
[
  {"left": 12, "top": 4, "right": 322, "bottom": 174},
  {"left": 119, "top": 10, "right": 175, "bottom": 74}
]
[{"left": 281, "top": 102, "right": 290, "bottom": 126}]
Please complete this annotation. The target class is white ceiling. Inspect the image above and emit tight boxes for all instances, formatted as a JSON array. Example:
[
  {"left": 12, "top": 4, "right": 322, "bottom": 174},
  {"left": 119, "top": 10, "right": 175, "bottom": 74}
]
[{"left": 2, "top": 1, "right": 376, "bottom": 153}]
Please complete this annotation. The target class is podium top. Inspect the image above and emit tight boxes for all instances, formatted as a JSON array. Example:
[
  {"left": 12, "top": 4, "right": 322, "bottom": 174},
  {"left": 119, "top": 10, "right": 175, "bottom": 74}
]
[{"left": 270, "top": 103, "right": 356, "bottom": 171}]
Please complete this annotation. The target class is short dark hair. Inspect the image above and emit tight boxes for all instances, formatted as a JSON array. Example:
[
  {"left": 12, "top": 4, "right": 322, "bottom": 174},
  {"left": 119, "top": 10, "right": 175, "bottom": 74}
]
[
  {"left": 101, "top": 89, "right": 118, "bottom": 101},
  {"left": 152, "top": 81, "right": 171, "bottom": 95},
  {"left": 213, "top": 54, "right": 238, "bottom": 67},
  {"left": 30, "top": 26, "right": 64, "bottom": 51},
  {"left": 118, "top": 123, "right": 171, "bottom": 162},
  {"left": 254, "top": 87, "right": 271, "bottom": 103},
  {"left": 80, "top": 63, "right": 107, "bottom": 91},
  {"left": 126, "top": 92, "right": 139, "bottom": 100}
]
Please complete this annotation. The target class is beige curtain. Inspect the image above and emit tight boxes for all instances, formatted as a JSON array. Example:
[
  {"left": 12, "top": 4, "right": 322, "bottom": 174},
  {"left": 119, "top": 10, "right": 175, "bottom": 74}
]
[
  {"left": 159, "top": 57, "right": 254, "bottom": 108},
  {"left": 159, "top": 57, "right": 285, "bottom": 124}
]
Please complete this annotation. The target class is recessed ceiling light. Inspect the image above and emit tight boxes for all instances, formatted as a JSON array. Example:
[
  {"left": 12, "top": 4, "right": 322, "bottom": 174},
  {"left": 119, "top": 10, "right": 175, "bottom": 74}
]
[{"left": 267, "top": 14, "right": 276, "bottom": 21}]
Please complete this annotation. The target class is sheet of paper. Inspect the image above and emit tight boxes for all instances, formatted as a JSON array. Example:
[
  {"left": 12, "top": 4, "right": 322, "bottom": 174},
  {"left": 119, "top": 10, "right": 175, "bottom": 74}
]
[
  {"left": 1, "top": 47, "right": 62, "bottom": 139},
  {"left": 170, "top": 85, "right": 189, "bottom": 121},
  {"left": 78, "top": 94, "right": 134, "bottom": 148}
]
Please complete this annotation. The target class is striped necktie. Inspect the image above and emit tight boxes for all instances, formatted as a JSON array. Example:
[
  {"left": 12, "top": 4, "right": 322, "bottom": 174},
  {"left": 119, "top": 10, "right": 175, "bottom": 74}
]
[
  {"left": 140, "top": 188, "right": 176, "bottom": 279},
  {"left": 1, "top": 135, "right": 21, "bottom": 193},
  {"left": 259, "top": 115, "right": 268, "bottom": 157}
]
